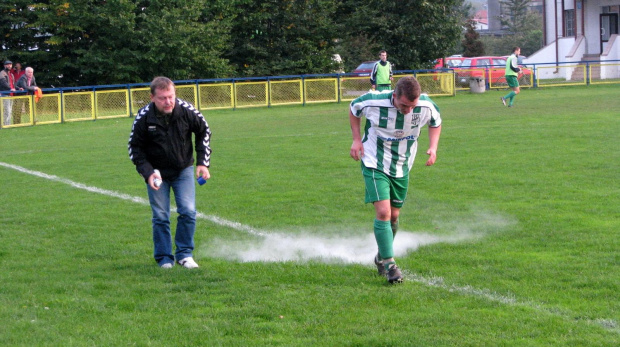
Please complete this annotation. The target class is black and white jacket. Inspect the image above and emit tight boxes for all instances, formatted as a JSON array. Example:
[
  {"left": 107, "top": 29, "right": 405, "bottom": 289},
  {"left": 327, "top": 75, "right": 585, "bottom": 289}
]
[{"left": 128, "top": 98, "right": 211, "bottom": 182}]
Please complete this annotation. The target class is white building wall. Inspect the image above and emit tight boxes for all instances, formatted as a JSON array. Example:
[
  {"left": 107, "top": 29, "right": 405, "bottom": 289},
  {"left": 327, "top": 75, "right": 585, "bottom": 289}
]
[{"left": 543, "top": 1, "right": 620, "bottom": 58}]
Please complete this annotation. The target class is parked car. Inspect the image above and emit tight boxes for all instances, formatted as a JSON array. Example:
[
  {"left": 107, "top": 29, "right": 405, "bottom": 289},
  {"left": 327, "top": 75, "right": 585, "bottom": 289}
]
[
  {"left": 501, "top": 55, "right": 527, "bottom": 65},
  {"left": 433, "top": 56, "right": 465, "bottom": 69},
  {"left": 455, "top": 56, "right": 532, "bottom": 87},
  {"left": 351, "top": 61, "right": 377, "bottom": 77}
]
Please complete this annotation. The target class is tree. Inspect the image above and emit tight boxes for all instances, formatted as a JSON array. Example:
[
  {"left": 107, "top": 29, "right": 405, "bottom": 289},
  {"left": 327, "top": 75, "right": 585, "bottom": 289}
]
[
  {"left": 481, "top": 3, "right": 543, "bottom": 56},
  {"left": 0, "top": 1, "right": 48, "bottom": 69},
  {"left": 462, "top": 20, "right": 484, "bottom": 57},
  {"left": 500, "top": 0, "right": 531, "bottom": 34},
  {"left": 225, "top": 0, "right": 341, "bottom": 77},
  {"left": 337, "top": 0, "right": 466, "bottom": 71},
  {"left": 133, "top": 0, "right": 235, "bottom": 81},
  {"left": 3, "top": 0, "right": 235, "bottom": 87}
]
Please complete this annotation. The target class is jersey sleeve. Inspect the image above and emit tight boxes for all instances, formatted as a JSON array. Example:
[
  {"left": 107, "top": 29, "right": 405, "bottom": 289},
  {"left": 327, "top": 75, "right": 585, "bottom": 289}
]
[
  {"left": 349, "top": 97, "right": 366, "bottom": 118},
  {"left": 419, "top": 95, "right": 442, "bottom": 128}
]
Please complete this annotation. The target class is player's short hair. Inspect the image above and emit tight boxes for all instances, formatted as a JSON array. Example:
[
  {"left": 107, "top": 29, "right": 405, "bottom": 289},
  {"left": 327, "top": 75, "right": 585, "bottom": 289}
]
[
  {"left": 512, "top": 46, "right": 520, "bottom": 53},
  {"left": 150, "top": 76, "right": 175, "bottom": 95},
  {"left": 394, "top": 76, "right": 421, "bottom": 101}
]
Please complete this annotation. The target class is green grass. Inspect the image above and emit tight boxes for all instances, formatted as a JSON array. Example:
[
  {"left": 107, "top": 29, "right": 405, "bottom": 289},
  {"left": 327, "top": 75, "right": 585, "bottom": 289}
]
[{"left": 0, "top": 85, "right": 618, "bottom": 346}]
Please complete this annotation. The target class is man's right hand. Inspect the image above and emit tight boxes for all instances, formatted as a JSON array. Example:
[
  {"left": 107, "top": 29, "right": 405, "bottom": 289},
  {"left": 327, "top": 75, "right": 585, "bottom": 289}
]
[{"left": 350, "top": 140, "right": 363, "bottom": 161}]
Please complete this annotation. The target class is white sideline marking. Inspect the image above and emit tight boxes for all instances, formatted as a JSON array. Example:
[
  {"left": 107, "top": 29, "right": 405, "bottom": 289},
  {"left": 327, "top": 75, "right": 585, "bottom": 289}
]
[
  {"left": 0, "top": 161, "right": 264, "bottom": 237},
  {"left": 1, "top": 161, "right": 617, "bottom": 335},
  {"left": 404, "top": 271, "right": 619, "bottom": 334}
]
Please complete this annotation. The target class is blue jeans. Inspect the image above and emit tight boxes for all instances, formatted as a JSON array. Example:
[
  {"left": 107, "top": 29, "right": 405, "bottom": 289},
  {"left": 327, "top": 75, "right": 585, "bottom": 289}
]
[{"left": 147, "top": 166, "right": 196, "bottom": 266}]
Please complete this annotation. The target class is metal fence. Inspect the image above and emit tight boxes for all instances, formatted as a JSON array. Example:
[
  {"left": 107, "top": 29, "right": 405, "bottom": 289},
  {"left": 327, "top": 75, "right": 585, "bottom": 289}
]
[{"left": 1, "top": 60, "right": 619, "bottom": 129}]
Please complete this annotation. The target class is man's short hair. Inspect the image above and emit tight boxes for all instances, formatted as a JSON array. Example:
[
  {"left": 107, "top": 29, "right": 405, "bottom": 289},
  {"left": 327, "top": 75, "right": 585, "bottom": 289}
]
[
  {"left": 394, "top": 76, "right": 421, "bottom": 101},
  {"left": 150, "top": 76, "right": 175, "bottom": 95},
  {"left": 512, "top": 46, "right": 520, "bottom": 53},
  {"left": 379, "top": 50, "right": 387, "bottom": 55}
]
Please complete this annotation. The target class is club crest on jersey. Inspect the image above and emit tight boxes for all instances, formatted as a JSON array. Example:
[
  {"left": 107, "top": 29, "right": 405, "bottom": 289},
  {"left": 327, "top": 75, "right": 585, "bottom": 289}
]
[
  {"left": 394, "top": 130, "right": 405, "bottom": 138},
  {"left": 411, "top": 113, "right": 421, "bottom": 127}
]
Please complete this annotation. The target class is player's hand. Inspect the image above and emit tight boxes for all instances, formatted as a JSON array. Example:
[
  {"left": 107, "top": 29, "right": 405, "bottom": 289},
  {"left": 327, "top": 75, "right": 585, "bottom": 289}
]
[
  {"left": 425, "top": 148, "right": 437, "bottom": 166},
  {"left": 350, "top": 140, "right": 363, "bottom": 161}
]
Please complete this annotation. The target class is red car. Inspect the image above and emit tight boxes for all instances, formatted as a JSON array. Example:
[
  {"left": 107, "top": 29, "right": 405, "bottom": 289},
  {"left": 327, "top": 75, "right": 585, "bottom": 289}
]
[
  {"left": 456, "top": 56, "right": 532, "bottom": 87},
  {"left": 351, "top": 61, "right": 377, "bottom": 77},
  {"left": 433, "top": 56, "right": 464, "bottom": 69}
]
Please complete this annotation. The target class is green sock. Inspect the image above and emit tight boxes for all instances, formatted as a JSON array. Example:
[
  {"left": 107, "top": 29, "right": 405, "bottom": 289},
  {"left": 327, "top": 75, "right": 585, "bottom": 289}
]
[
  {"left": 509, "top": 95, "right": 516, "bottom": 106},
  {"left": 504, "top": 91, "right": 515, "bottom": 100},
  {"left": 374, "top": 219, "right": 394, "bottom": 259}
]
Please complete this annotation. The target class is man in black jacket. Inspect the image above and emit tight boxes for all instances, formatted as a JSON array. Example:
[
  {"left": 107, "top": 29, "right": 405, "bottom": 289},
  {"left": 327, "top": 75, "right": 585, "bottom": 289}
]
[{"left": 128, "top": 76, "right": 211, "bottom": 269}]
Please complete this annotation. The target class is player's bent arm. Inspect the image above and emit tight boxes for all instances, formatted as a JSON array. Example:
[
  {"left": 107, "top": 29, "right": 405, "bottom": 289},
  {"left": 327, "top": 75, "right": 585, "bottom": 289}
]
[
  {"left": 349, "top": 111, "right": 363, "bottom": 161},
  {"left": 426, "top": 125, "right": 442, "bottom": 166}
]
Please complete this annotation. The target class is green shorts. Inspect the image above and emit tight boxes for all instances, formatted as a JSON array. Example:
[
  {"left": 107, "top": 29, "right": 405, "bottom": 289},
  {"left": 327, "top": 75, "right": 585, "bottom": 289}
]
[
  {"left": 506, "top": 75, "right": 519, "bottom": 88},
  {"left": 362, "top": 165, "right": 409, "bottom": 208}
]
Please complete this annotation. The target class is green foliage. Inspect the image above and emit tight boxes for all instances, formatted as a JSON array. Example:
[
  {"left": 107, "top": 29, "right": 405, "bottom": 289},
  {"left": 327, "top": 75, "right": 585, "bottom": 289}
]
[
  {"left": 479, "top": 11, "right": 543, "bottom": 56},
  {"left": 225, "top": 0, "right": 341, "bottom": 77},
  {"left": 2, "top": 0, "right": 235, "bottom": 86},
  {"left": 1, "top": 0, "right": 467, "bottom": 84},
  {"left": 500, "top": 0, "right": 531, "bottom": 34},
  {"left": 337, "top": 0, "right": 466, "bottom": 71},
  {"left": 133, "top": 0, "right": 235, "bottom": 81},
  {"left": 0, "top": 1, "right": 46, "bottom": 66}
]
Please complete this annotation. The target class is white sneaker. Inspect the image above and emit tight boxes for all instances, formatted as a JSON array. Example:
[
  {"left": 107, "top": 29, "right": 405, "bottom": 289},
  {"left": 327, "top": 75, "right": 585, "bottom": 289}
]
[
  {"left": 177, "top": 257, "right": 199, "bottom": 269},
  {"left": 160, "top": 263, "right": 173, "bottom": 269}
]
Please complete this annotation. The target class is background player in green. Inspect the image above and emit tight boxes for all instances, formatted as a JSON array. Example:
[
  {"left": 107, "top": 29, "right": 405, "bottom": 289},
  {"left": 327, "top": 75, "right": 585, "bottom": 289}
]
[
  {"left": 349, "top": 76, "right": 442, "bottom": 284},
  {"left": 370, "top": 50, "right": 393, "bottom": 91},
  {"left": 501, "top": 46, "right": 521, "bottom": 107}
]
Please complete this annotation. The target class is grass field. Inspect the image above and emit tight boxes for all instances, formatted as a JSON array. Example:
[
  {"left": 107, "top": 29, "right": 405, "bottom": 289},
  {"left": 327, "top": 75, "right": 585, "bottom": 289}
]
[{"left": 0, "top": 85, "right": 618, "bottom": 346}]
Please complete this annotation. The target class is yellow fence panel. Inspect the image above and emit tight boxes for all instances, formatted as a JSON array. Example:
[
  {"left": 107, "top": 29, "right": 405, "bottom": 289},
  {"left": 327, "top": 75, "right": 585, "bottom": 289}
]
[
  {"left": 35, "top": 94, "right": 62, "bottom": 125},
  {"left": 1, "top": 95, "right": 33, "bottom": 128},
  {"left": 96, "top": 89, "right": 129, "bottom": 119},
  {"left": 305, "top": 78, "right": 337, "bottom": 103},
  {"left": 200, "top": 83, "right": 233, "bottom": 110},
  {"left": 130, "top": 88, "right": 150, "bottom": 114},
  {"left": 395, "top": 73, "right": 456, "bottom": 96},
  {"left": 589, "top": 63, "right": 620, "bottom": 85},
  {"left": 340, "top": 77, "right": 372, "bottom": 101},
  {"left": 63, "top": 92, "right": 95, "bottom": 122},
  {"left": 176, "top": 85, "right": 197, "bottom": 106},
  {"left": 235, "top": 82, "right": 268, "bottom": 108},
  {"left": 536, "top": 65, "right": 587, "bottom": 87},
  {"left": 269, "top": 80, "right": 303, "bottom": 106}
]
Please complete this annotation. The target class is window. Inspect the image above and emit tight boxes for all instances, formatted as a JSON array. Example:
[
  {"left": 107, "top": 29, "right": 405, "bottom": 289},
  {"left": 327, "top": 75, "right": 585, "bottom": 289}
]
[{"left": 565, "top": 10, "right": 575, "bottom": 37}]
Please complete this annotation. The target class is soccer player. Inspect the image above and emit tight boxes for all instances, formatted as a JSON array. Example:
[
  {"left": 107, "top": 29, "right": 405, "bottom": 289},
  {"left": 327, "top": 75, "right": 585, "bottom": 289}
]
[
  {"left": 501, "top": 47, "right": 521, "bottom": 107},
  {"left": 370, "top": 50, "right": 393, "bottom": 91},
  {"left": 349, "top": 76, "right": 442, "bottom": 284}
]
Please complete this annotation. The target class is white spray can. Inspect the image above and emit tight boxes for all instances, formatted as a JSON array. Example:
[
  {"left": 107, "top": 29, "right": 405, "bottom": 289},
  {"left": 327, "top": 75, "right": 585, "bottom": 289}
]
[{"left": 153, "top": 169, "right": 162, "bottom": 188}]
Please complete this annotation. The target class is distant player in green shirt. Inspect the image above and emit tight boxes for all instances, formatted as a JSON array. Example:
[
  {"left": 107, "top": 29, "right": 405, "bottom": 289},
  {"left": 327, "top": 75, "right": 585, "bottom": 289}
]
[
  {"left": 501, "top": 47, "right": 521, "bottom": 107},
  {"left": 349, "top": 76, "right": 442, "bottom": 284},
  {"left": 370, "top": 50, "right": 393, "bottom": 91}
]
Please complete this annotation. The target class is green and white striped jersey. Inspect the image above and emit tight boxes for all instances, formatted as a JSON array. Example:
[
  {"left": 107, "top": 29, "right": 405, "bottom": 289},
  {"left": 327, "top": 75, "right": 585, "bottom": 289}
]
[{"left": 350, "top": 91, "right": 441, "bottom": 178}]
